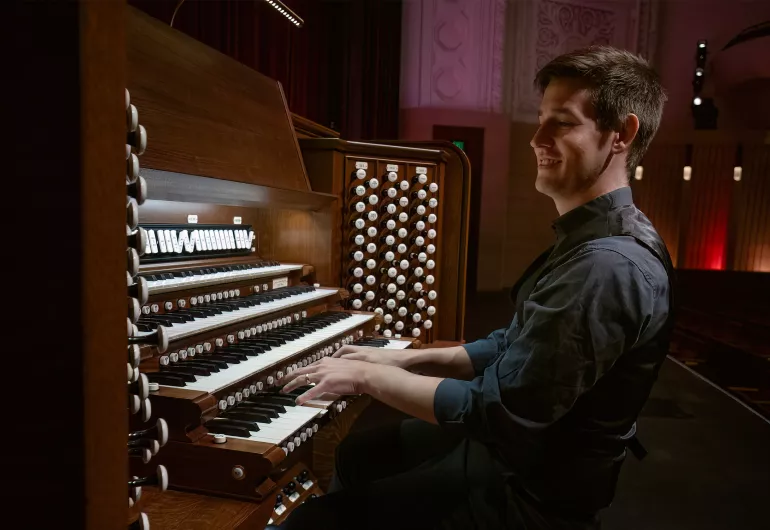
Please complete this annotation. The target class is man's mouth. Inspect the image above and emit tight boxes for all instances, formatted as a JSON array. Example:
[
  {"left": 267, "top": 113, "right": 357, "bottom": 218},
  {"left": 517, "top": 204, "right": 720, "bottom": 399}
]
[{"left": 538, "top": 158, "right": 561, "bottom": 167}]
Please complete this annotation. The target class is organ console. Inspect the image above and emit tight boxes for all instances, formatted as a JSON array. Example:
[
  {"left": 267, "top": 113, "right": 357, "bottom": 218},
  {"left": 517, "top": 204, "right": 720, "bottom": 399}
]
[{"left": 26, "top": 3, "right": 471, "bottom": 527}]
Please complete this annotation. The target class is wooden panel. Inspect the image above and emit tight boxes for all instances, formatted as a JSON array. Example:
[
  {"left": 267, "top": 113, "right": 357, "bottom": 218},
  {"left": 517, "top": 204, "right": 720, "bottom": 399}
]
[
  {"left": 126, "top": 6, "right": 310, "bottom": 191},
  {"left": 15, "top": 1, "right": 127, "bottom": 528},
  {"left": 136, "top": 487, "right": 273, "bottom": 529},
  {"left": 142, "top": 169, "right": 337, "bottom": 211},
  {"left": 293, "top": 112, "right": 341, "bottom": 139},
  {"left": 138, "top": 198, "right": 336, "bottom": 286},
  {"left": 83, "top": 2, "right": 130, "bottom": 528}
]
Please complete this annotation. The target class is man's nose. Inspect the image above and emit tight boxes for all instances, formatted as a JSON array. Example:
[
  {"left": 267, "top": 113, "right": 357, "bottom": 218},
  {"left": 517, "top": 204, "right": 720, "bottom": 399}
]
[{"left": 530, "top": 125, "right": 553, "bottom": 149}]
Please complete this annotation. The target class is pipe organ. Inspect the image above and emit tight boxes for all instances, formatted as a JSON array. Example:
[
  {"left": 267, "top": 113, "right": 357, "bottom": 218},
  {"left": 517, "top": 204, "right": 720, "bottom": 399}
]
[{"left": 121, "top": 5, "right": 469, "bottom": 529}]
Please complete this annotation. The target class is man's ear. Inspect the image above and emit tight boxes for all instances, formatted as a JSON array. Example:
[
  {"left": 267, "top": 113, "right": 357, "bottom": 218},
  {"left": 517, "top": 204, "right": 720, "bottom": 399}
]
[{"left": 612, "top": 114, "right": 639, "bottom": 154}]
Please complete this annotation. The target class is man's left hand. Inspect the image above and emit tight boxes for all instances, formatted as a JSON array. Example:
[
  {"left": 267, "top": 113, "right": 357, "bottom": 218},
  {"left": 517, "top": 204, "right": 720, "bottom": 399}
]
[{"left": 280, "top": 357, "right": 376, "bottom": 405}]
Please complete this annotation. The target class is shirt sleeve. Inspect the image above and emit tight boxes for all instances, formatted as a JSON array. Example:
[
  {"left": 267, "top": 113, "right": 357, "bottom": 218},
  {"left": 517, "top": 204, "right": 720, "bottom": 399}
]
[
  {"left": 462, "top": 326, "right": 510, "bottom": 375},
  {"left": 434, "top": 248, "right": 658, "bottom": 443}
]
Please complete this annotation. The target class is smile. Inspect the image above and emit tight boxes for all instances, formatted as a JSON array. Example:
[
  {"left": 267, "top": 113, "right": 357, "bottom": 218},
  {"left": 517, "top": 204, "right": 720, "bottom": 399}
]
[{"left": 538, "top": 159, "right": 561, "bottom": 167}]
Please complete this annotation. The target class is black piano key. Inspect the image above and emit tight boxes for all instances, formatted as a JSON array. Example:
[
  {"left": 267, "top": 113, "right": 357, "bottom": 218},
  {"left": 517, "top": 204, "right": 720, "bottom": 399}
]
[
  {"left": 204, "top": 422, "right": 251, "bottom": 437},
  {"left": 213, "top": 350, "right": 248, "bottom": 362},
  {"left": 182, "top": 361, "right": 221, "bottom": 373},
  {"left": 244, "top": 398, "right": 285, "bottom": 414},
  {"left": 234, "top": 404, "right": 279, "bottom": 418},
  {"left": 206, "top": 418, "right": 260, "bottom": 431},
  {"left": 160, "top": 364, "right": 210, "bottom": 377},
  {"left": 223, "top": 346, "right": 262, "bottom": 356},
  {"left": 223, "top": 411, "right": 273, "bottom": 423},
  {"left": 203, "top": 354, "right": 242, "bottom": 364},
  {"left": 144, "top": 372, "right": 187, "bottom": 387},
  {"left": 154, "top": 370, "right": 196, "bottom": 383},
  {"left": 256, "top": 395, "right": 297, "bottom": 407},
  {"left": 187, "top": 359, "right": 228, "bottom": 370}
]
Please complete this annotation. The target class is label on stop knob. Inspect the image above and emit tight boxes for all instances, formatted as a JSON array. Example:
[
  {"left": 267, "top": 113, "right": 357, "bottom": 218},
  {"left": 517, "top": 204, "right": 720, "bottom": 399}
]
[{"left": 301, "top": 479, "right": 314, "bottom": 490}]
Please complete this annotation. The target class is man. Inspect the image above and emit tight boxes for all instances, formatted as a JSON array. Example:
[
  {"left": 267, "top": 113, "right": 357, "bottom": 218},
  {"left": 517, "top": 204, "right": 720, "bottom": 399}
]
[{"left": 277, "top": 45, "right": 674, "bottom": 529}]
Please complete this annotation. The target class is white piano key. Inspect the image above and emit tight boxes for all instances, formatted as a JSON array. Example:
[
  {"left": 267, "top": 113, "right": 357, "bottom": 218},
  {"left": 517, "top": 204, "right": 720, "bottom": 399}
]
[
  {"left": 180, "top": 313, "right": 374, "bottom": 393},
  {"left": 218, "top": 405, "right": 321, "bottom": 444},
  {"left": 145, "top": 264, "right": 304, "bottom": 295},
  {"left": 381, "top": 339, "right": 412, "bottom": 350},
  {"left": 164, "top": 288, "right": 344, "bottom": 342}
]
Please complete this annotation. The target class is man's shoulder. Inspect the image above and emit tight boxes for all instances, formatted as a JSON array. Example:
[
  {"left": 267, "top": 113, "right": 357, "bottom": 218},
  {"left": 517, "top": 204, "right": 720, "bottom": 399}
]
[{"left": 572, "top": 236, "right": 668, "bottom": 294}]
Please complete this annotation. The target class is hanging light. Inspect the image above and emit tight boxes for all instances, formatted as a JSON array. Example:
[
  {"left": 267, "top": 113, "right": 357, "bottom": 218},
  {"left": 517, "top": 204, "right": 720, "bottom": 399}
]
[
  {"left": 683, "top": 166, "right": 692, "bottom": 181},
  {"left": 264, "top": 0, "right": 304, "bottom": 28},
  {"left": 634, "top": 166, "right": 644, "bottom": 181}
]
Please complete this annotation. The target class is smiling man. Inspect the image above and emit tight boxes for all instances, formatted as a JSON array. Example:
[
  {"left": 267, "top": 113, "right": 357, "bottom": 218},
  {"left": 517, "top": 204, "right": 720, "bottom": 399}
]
[{"left": 277, "top": 46, "right": 675, "bottom": 530}]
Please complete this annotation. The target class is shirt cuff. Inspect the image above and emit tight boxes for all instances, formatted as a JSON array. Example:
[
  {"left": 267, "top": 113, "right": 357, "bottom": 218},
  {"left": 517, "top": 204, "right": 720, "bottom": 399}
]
[
  {"left": 433, "top": 377, "right": 471, "bottom": 428},
  {"left": 463, "top": 339, "right": 500, "bottom": 374}
]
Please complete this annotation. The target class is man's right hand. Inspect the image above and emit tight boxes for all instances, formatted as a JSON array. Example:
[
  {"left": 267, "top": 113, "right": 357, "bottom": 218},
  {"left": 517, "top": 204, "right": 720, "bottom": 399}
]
[{"left": 331, "top": 345, "right": 413, "bottom": 369}]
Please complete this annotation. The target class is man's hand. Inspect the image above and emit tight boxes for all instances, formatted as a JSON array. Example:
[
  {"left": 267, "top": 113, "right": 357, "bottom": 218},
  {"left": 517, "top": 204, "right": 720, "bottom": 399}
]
[
  {"left": 335, "top": 344, "right": 476, "bottom": 381},
  {"left": 280, "top": 356, "right": 443, "bottom": 424},
  {"left": 332, "top": 345, "right": 411, "bottom": 369},
  {"left": 280, "top": 357, "right": 377, "bottom": 405}
]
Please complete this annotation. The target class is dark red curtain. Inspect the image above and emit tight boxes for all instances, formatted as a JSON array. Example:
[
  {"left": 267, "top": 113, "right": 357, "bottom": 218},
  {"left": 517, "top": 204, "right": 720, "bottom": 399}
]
[{"left": 128, "top": 0, "right": 402, "bottom": 140}]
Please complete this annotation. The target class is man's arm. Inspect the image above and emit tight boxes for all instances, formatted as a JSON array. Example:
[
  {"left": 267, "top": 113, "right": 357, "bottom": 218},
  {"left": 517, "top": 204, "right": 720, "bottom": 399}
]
[
  {"left": 433, "top": 249, "right": 660, "bottom": 442},
  {"left": 363, "top": 365, "right": 444, "bottom": 424},
  {"left": 333, "top": 344, "right": 479, "bottom": 380},
  {"left": 402, "top": 346, "right": 475, "bottom": 379}
]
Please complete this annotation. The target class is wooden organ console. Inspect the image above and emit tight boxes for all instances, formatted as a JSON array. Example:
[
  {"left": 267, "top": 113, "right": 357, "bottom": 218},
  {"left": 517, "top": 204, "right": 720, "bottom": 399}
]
[{"left": 53, "top": 5, "right": 473, "bottom": 529}]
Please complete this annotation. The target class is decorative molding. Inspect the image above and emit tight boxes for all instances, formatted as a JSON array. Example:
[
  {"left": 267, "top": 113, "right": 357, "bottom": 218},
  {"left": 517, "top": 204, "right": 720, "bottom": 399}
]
[
  {"left": 400, "top": 0, "right": 508, "bottom": 112},
  {"left": 510, "top": 0, "right": 660, "bottom": 123},
  {"left": 490, "top": 0, "right": 507, "bottom": 111}
]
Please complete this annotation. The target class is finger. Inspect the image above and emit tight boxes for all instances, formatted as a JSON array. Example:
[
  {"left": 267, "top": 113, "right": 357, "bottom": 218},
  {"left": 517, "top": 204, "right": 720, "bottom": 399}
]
[
  {"left": 335, "top": 352, "right": 366, "bottom": 362},
  {"left": 281, "top": 375, "right": 309, "bottom": 394},
  {"left": 295, "top": 382, "right": 330, "bottom": 405},
  {"left": 279, "top": 365, "right": 319, "bottom": 392},
  {"left": 332, "top": 345, "right": 357, "bottom": 358}
]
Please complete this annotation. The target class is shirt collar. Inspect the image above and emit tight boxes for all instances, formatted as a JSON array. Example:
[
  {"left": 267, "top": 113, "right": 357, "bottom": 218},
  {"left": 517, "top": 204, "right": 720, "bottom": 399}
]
[{"left": 552, "top": 187, "right": 634, "bottom": 240}]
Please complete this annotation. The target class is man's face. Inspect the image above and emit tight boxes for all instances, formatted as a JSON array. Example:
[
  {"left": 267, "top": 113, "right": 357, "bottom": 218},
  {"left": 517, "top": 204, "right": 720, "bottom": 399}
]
[{"left": 530, "top": 78, "right": 616, "bottom": 198}]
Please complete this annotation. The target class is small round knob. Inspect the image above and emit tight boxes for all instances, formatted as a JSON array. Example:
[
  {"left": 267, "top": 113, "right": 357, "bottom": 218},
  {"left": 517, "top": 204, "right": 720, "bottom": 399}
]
[{"left": 232, "top": 465, "right": 245, "bottom": 479}]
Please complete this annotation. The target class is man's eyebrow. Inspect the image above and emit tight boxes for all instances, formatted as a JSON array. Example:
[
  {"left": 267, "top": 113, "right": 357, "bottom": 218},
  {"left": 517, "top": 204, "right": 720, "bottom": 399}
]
[{"left": 538, "top": 107, "right": 577, "bottom": 116}]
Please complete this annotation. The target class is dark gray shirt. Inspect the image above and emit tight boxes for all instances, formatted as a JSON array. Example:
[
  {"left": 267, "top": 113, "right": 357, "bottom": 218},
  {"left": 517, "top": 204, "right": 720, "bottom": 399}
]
[{"left": 433, "top": 187, "right": 671, "bottom": 512}]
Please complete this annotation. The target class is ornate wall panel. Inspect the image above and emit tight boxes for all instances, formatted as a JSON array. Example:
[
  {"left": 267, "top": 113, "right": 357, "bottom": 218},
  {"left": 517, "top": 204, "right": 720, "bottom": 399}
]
[{"left": 510, "top": 0, "right": 659, "bottom": 122}]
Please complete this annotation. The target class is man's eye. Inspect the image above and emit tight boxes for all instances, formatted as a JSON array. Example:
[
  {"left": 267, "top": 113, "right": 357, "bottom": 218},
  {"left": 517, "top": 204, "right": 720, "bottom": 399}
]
[{"left": 558, "top": 121, "right": 573, "bottom": 127}]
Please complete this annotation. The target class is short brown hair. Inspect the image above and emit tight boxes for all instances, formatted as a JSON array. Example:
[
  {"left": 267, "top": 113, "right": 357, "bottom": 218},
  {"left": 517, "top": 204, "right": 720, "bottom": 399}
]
[{"left": 534, "top": 46, "right": 666, "bottom": 176}]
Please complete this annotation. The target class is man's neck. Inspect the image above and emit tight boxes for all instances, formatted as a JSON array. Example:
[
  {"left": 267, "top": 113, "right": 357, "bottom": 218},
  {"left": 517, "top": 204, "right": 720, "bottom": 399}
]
[{"left": 552, "top": 180, "right": 627, "bottom": 216}]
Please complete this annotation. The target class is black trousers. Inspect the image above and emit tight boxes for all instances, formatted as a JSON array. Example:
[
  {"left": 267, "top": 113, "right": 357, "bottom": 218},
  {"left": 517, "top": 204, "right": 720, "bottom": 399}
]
[{"left": 278, "top": 419, "right": 601, "bottom": 530}]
